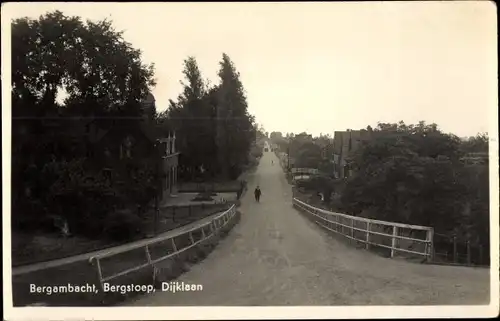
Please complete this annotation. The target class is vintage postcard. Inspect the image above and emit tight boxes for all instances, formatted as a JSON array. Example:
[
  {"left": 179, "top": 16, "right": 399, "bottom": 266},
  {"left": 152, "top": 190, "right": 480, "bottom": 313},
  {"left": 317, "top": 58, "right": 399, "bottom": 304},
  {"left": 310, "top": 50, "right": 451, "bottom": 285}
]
[{"left": 2, "top": 1, "right": 498, "bottom": 320}]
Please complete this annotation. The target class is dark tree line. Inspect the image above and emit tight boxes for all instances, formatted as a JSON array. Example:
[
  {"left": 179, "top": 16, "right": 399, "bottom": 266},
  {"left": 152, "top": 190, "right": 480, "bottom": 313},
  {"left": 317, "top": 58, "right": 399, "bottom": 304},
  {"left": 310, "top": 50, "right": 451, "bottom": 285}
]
[
  {"left": 272, "top": 122, "right": 490, "bottom": 263},
  {"left": 11, "top": 11, "right": 260, "bottom": 242},
  {"left": 163, "top": 55, "right": 258, "bottom": 182}
]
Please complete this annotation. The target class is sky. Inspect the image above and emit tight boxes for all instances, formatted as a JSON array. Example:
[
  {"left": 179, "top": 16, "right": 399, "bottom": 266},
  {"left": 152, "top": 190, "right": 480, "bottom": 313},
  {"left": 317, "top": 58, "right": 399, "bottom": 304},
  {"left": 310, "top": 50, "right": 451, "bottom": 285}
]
[{"left": 3, "top": 1, "right": 497, "bottom": 138}]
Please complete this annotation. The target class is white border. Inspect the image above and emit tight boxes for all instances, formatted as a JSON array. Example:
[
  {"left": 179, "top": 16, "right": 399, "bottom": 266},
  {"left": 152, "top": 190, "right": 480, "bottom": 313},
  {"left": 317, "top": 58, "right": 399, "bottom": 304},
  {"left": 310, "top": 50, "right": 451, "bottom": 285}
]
[{"left": 2, "top": 2, "right": 499, "bottom": 320}]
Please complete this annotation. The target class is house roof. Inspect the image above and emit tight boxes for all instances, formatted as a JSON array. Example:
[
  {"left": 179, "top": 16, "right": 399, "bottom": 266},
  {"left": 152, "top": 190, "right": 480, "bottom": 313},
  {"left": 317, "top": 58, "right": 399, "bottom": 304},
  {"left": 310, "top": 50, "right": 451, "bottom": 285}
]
[{"left": 332, "top": 131, "right": 346, "bottom": 154}]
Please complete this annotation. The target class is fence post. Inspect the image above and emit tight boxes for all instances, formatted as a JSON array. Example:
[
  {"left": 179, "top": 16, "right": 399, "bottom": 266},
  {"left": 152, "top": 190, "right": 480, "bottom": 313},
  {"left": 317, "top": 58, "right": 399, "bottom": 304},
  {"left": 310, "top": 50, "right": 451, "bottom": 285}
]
[
  {"left": 466, "top": 240, "right": 471, "bottom": 265},
  {"left": 144, "top": 245, "right": 157, "bottom": 283},
  {"left": 366, "top": 222, "right": 370, "bottom": 250},
  {"left": 391, "top": 226, "right": 398, "bottom": 258},
  {"left": 171, "top": 238, "right": 177, "bottom": 252},
  {"left": 89, "top": 257, "right": 104, "bottom": 293},
  {"left": 426, "top": 228, "right": 434, "bottom": 262},
  {"left": 453, "top": 236, "right": 457, "bottom": 263},
  {"left": 350, "top": 218, "right": 354, "bottom": 243}
]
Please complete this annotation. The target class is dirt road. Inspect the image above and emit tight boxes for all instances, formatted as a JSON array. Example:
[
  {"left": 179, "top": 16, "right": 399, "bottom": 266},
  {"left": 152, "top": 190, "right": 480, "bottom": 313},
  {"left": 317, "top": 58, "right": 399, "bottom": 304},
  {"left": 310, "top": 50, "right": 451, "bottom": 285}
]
[{"left": 127, "top": 150, "right": 490, "bottom": 306}]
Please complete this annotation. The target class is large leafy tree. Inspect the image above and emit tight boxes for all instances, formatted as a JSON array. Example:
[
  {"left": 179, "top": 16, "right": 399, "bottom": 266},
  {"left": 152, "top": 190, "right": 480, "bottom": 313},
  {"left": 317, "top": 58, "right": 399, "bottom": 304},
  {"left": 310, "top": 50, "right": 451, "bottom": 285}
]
[
  {"left": 12, "top": 10, "right": 156, "bottom": 116},
  {"left": 11, "top": 11, "right": 156, "bottom": 238},
  {"left": 339, "top": 121, "right": 488, "bottom": 244}
]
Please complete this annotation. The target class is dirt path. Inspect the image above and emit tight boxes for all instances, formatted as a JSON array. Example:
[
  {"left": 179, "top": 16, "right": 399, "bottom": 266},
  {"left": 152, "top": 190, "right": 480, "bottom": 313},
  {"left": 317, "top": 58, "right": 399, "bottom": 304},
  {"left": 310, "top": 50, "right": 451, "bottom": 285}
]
[{"left": 127, "top": 151, "right": 490, "bottom": 306}]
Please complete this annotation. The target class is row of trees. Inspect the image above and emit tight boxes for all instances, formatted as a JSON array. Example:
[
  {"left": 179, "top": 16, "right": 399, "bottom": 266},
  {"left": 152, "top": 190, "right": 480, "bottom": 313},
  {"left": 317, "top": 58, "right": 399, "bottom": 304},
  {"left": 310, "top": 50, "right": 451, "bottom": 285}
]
[
  {"left": 160, "top": 55, "right": 258, "bottom": 182},
  {"left": 12, "top": 11, "right": 159, "bottom": 240},
  {"left": 270, "top": 131, "right": 334, "bottom": 172},
  {"left": 11, "top": 11, "right": 260, "bottom": 242},
  {"left": 340, "top": 122, "right": 489, "bottom": 250},
  {"left": 272, "top": 122, "right": 490, "bottom": 261}
]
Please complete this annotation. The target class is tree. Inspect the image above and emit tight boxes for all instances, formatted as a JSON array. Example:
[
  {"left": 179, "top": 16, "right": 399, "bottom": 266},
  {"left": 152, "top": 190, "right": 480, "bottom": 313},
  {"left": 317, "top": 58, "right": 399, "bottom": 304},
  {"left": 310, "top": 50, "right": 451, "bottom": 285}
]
[
  {"left": 217, "top": 53, "right": 254, "bottom": 179},
  {"left": 461, "top": 133, "right": 489, "bottom": 154},
  {"left": 339, "top": 121, "right": 488, "bottom": 247},
  {"left": 12, "top": 11, "right": 156, "bottom": 117},
  {"left": 164, "top": 56, "right": 217, "bottom": 180},
  {"left": 11, "top": 11, "right": 156, "bottom": 238},
  {"left": 294, "top": 141, "right": 322, "bottom": 168}
]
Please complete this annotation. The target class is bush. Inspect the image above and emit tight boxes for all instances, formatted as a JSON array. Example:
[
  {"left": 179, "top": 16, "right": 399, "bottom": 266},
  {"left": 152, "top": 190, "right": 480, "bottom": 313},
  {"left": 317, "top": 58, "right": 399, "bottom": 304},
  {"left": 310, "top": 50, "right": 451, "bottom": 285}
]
[{"left": 102, "top": 209, "right": 143, "bottom": 242}]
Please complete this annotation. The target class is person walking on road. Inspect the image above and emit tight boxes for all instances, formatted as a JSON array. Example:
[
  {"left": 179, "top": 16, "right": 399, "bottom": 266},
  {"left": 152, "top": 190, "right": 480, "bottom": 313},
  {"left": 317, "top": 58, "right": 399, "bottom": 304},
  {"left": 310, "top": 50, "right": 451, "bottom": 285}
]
[{"left": 254, "top": 186, "right": 262, "bottom": 203}]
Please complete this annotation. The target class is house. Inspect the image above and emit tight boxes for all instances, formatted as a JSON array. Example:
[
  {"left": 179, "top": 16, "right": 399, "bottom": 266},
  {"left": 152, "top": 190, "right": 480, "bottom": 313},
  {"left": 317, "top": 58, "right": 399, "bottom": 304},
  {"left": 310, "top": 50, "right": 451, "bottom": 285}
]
[
  {"left": 332, "top": 129, "right": 371, "bottom": 178},
  {"left": 67, "top": 92, "right": 180, "bottom": 204}
]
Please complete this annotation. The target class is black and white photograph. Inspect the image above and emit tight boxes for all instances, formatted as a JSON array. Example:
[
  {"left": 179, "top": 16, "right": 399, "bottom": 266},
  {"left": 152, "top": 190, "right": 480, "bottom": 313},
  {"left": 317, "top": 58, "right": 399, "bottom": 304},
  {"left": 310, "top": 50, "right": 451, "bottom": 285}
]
[{"left": 2, "top": 1, "right": 498, "bottom": 319}]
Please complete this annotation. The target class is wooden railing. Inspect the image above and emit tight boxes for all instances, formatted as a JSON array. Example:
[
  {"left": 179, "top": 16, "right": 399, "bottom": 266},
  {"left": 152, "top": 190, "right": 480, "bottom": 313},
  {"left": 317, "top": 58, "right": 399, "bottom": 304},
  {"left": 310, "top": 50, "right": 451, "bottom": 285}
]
[
  {"left": 291, "top": 168, "right": 319, "bottom": 175},
  {"left": 293, "top": 198, "right": 434, "bottom": 261},
  {"left": 88, "top": 204, "right": 237, "bottom": 290}
]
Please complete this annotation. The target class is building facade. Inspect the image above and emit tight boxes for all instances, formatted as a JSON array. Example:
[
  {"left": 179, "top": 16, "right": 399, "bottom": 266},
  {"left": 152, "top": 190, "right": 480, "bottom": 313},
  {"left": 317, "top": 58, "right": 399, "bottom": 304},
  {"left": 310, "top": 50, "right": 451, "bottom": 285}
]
[
  {"left": 332, "top": 129, "right": 371, "bottom": 178},
  {"left": 80, "top": 91, "right": 180, "bottom": 205}
]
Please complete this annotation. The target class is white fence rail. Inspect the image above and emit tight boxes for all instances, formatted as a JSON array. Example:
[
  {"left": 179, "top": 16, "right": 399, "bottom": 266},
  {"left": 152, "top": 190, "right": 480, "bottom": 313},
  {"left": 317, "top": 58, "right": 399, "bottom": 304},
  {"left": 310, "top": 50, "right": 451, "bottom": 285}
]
[
  {"left": 291, "top": 168, "right": 319, "bottom": 175},
  {"left": 293, "top": 198, "right": 434, "bottom": 261},
  {"left": 89, "top": 204, "right": 237, "bottom": 290}
]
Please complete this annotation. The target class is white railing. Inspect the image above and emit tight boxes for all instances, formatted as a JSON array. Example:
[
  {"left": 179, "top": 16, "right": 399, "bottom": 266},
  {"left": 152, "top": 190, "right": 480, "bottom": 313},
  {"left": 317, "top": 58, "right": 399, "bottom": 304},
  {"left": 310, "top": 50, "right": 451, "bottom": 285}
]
[
  {"left": 88, "top": 204, "right": 237, "bottom": 290},
  {"left": 293, "top": 198, "right": 434, "bottom": 261},
  {"left": 291, "top": 168, "right": 319, "bottom": 175}
]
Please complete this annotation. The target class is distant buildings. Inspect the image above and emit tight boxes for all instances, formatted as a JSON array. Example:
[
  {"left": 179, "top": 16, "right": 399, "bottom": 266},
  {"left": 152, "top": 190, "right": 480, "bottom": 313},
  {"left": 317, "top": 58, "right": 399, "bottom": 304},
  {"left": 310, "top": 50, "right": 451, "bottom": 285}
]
[{"left": 332, "top": 129, "right": 371, "bottom": 178}]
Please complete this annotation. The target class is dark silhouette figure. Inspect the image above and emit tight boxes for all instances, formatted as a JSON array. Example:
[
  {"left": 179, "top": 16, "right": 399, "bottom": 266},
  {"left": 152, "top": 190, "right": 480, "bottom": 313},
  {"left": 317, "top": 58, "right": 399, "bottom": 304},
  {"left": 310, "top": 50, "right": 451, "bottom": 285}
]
[{"left": 254, "top": 186, "right": 262, "bottom": 202}]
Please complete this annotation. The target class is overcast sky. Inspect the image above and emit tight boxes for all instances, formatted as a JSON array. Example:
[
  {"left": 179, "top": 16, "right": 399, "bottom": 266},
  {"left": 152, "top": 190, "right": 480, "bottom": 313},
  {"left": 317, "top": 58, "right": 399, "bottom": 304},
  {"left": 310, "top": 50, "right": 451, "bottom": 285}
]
[{"left": 3, "top": 1, "right": 497, "bottom": 138}]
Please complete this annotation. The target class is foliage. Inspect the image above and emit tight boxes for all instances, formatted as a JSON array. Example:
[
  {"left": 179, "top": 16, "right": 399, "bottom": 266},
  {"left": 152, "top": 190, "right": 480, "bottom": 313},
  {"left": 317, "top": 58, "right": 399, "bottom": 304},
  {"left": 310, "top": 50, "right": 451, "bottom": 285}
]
[
  {"left": 217, "top": 53, "right": 256, "bottom": 179},
  {"left": 296, "top": 175, "right": 337, "bottom": 203},
  {"left": 337, "top": 121, "right": 489, "bottom": 248},
  {"left": 102, "top": 209, "right": 143, "bottom": 242},
  {"left": 163, "top": 56, "right": 217, "bottom": 180},
  {"left": 12, "top": 10, "right": 156, "bottom": 117},
  {"left": 12, "top": 11, "right": 260, "bottom": 243},
  {"left": 11, "top": 11, "right": 155, "bottom": 240},
  {"left": 164, "top": 54, "right": 257, "bottom": 181},
  {"left": 460, "top": 133, "right": 489, "bottom": 154},
  {"left": 294, "top": 141, "right": 323, "bottom": 168},
  {"left": 285, "top": 121, "right": 489, "bottom": 253}
]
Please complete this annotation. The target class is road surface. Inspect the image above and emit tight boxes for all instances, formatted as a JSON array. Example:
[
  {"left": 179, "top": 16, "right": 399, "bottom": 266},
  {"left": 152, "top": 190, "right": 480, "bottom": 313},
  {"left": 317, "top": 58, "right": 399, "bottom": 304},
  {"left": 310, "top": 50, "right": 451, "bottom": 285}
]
[{"left": 127, "top": 150, "right": 490, "bottom": 306}]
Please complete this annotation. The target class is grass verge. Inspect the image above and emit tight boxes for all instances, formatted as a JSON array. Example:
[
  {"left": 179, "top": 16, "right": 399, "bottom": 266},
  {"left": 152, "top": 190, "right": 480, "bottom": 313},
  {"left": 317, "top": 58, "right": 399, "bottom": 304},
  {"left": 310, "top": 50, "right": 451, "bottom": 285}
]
[
  {"left": 12, "top": 203, "right": 230, "bottom": 267},
  {"left": 12, "top": 210, "right": 241, "bottom": 307}
]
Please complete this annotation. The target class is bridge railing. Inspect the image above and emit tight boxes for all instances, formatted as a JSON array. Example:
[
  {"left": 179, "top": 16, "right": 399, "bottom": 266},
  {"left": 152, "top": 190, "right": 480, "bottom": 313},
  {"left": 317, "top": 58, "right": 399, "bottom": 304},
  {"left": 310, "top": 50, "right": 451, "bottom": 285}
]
[
  {"left": 291, "top": 167, "right": 319, "bottom": 175},
  {"left": 88, "top": 204, "right": 237, "bottom": 291},
  {"left": 293, "top": 198, "right": 434, "bottom": 261}
]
